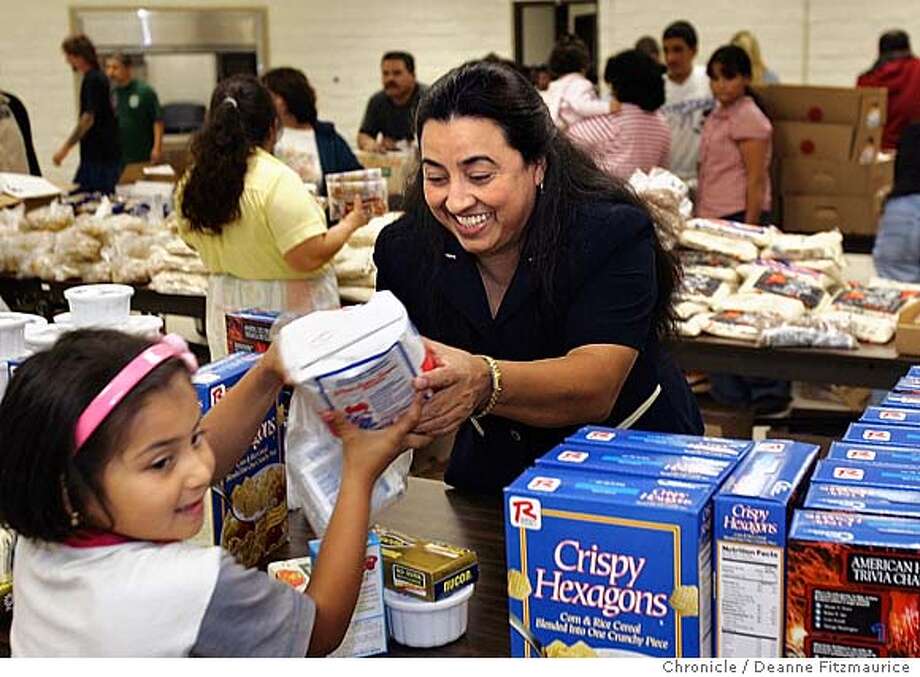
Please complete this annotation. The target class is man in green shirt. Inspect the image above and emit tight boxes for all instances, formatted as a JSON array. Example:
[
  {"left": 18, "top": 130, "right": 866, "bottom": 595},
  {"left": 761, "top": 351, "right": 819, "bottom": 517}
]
[{"left": 105, "top": 53, "right": 164, "bottom": 164}]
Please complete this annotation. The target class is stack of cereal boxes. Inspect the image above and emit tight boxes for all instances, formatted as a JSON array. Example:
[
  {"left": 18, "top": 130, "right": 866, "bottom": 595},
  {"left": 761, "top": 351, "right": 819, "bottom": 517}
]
[
  {"left": 504, "top": 427, "right": 754, "bottom": 657},
  {"left": 786, "top": 365, "right": 920, "bottom": 657}
]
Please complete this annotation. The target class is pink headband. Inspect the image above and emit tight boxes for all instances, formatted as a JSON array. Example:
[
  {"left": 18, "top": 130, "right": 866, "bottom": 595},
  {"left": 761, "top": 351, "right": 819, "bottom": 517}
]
[{"left": 73, "top": 334, "right": 199, "bottom": 454}]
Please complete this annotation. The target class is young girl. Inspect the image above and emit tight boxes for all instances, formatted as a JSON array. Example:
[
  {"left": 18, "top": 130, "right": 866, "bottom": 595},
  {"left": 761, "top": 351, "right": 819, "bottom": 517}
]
[
  {"left": 541, "top": 35, "right": 619, "bottom": 131},
  {"left": 177, "top": 75, "right": 368, "bottom": 360},
  {"left": 696, "top": 45, "right": 773, "bottom": 226},
  {"left": 0, "top": 329, "right": 419, "bottom": 656}
]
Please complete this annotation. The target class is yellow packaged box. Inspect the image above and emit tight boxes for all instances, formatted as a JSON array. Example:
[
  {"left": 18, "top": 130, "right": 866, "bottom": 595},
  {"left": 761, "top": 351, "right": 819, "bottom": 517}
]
[{"left": 373, "top": 525, "right": 479, "bottom": 602}]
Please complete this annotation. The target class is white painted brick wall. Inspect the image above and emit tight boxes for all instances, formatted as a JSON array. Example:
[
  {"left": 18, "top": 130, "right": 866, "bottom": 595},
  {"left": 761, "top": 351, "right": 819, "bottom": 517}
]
[{"left": 1, "top": 1, "right": 916, "bottom": 186}]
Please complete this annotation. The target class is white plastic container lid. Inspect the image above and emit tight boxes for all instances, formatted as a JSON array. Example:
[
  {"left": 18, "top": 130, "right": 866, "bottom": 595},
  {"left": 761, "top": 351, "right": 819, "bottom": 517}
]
[
  {"left": 63, "top": 284, "right": 134, "bottom": 327},
  {"left": 384, "top": 584, "right": 474, "bottom": 648},
  {"left": 0, "top": 314, "right": 30, "bottom": 360},
  {"left": 54, "top": 313, "right": 163, "bottom": 339}
]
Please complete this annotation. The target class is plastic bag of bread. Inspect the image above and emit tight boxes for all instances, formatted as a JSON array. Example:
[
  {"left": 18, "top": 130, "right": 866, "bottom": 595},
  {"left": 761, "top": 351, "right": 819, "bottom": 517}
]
[
  {"left": 54, "top": 228, "right": 103, "bottom": 263},
  {"left": 148, "top": 271, "right": 208, "bottom": 295},
  {"left": 149, "top": 249, "right": 208, "bottom": 276},
  {"left": 110, "top": 257, "right": 151, "bottom": 284},
  {"left": 677, "top": 272, "right": 735, "bottom": 307},
  {"left": 678, "top": 249, "right": 741, "bottom": 283},
  {"left": 713, "top": 292, "right": 806, "bottom": 322},
  {"left": 24, "top": 202, "right": 74, "bottom": 232},
  {"left": 816, "top": 284, "right": 916, "bottom": 344},
  {"left": 6, "top": 231, "right": 55, "bottom": 276},
  {"left": 761, "top": 230, "right": 844, "bottom": 266},
  {"left": 333, "top": 244, "right": 376, "bottom": 282},
  {"left": 675, "top": 300, "right": 709, "bottom": 320},
  {"left": 677, "top": 314, "right": 708, "bottom": 337},
  {"left": 338, "top": 285, "right": 376, "bottom": 304},
  {"left": 0, "top": 204, "right": 24, "bottom": 231},
  {"left": 348, "top": 211, "right": 402, "bottom": 248},
  {"left": 700, "top": 310, "right": 785, "bottom": 342},
  {"left": 684, "top": 217, "right": 777, "bottom": 247},
  {"left": 678, "top": 228, "right": 759, "bottom": 262},
  {"left": 77, "top": 261, "right": 113, "bottom": 284},
  {"left": 738, "top": 261, "right": 832, "bottom": 312},
  {"left": 758, "top": 316, "right": 857, "bottom": 349}
]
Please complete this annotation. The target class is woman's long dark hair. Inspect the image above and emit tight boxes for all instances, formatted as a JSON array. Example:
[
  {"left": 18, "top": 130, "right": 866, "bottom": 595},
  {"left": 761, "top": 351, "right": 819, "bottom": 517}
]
[
  {"left": 180, "top": 75, "right": 277, "bottom": 233},
  {"left": 706, "top": 45, "right": 770, "bottom": 118},
  {"left": 406, "top": 59, "right": 679, "bottom": 339}
]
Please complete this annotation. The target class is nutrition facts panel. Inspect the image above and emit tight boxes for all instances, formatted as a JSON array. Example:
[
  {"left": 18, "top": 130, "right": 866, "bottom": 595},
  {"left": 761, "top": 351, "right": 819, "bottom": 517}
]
[{"left": 717, "top": 541, "right": 783, "bottom": 657}]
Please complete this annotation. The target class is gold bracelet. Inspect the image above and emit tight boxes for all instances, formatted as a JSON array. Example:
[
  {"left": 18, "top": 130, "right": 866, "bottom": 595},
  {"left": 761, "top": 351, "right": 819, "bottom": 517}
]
[{"left": 472, "top": 355, "right": 502, "bottom": 420}]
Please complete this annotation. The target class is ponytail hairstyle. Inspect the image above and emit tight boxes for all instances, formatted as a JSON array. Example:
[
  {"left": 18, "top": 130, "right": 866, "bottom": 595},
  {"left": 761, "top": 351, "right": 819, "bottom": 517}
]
[
  {"left": 180, "top": 74, "right": 278, "bottom": 233},
  {"left": 706, "top": 45, "right": 770, "bottom": 118}
]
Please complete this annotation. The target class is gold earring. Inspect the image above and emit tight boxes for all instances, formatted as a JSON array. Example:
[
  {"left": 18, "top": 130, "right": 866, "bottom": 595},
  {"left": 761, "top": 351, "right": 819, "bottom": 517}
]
[{"left": 60, "top": 475, "right": 81, "bottom": 528}]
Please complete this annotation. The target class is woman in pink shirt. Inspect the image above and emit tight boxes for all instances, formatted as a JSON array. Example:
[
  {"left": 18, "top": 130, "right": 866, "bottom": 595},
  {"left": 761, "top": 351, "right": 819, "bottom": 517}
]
[{"left": 696, "top": 45, "right": 773, "bottom": 225}]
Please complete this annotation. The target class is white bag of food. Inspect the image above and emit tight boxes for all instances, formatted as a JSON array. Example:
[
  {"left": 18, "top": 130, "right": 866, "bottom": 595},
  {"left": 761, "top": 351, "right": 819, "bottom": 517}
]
[
  {"left": 678, "top": 248, "right": 741, "bottom": 283},
  {"left": 700, "top": 310, "right": 785, "bottom": 342},
  {"left": 278, "top": 291, "right": 429, "bottom": 535},
  {"left": 758, "top": 317, "right": 858, "bottom": 350},
  {"left": 817, "top": 285, "right": 916, "bottom": 344},
  {"left": 761, "top": 230, "right": 844, "bottom": 266},
  {"left": 677, "top": 271, "right": 734, "bottom": 308},
  {"left": 684, "top": 217, "right": 777, "bottom": 247},
  {"left": 713, "top": 292, "right": 806, "bottom": 322},
  {"left": 678, "top": 228, "right": 759, "bottom": 262}
]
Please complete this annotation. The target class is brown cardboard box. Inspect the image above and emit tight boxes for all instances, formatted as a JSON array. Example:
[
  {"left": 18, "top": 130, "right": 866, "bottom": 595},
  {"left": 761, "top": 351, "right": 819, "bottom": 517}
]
[
  {"left": 773, "top": 122, "right": 856, "bottom": 162},
  {"left": 118, "top": 162, "right": 177, "bottom": 185},
  {"left": 754, "top": 84, "right": 887, "bottom": 127},
  {"left": 896, "top": 301, "right": 920, "bottom": 356},
  {"left": 783, "top": 193, "right": 883, "bottom": 235},
  {"left": 355, "top": 150, "right": 416, "bottom": 196},
  {"left": 781, "top": 156, "right": 894, "bottom": 196}
]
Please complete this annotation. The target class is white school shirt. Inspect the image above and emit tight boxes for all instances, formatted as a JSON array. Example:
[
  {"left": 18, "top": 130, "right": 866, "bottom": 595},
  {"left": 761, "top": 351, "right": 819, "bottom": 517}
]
[
  {"left": 12, "top": 535, "right": 314, "bottom": 656},
  {"left": 661, "top": 65, "right": 714, "bottom": 183},
  {"left": 274, "top": 126, "right": 323, "bottom": 184}
]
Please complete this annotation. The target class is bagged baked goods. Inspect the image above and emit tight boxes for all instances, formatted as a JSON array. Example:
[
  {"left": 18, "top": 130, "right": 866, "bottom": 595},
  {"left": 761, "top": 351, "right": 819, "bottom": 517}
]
[
  {"left": 760, "top": 230, "right": 844, "bottom": 266},
  {"left": 348, "top": 211, "right": 402, "bottom": 248},
  {"left": 684, "top": 217, "right": 777, "bottom": 248},
  {"left": 758, "top": 316, "right": 857, "bottom": 349},
  {"left": 737, "top": 261, "right": 832, "bottom": 313},
  {"left": 700, "top": 310, "right": 785, "bottom": 342},
  {"left": 677, "top": 249, "right": 741, "bottom": 283},
  {"left": 817, "top": 284, "right": 918, "bottom": 344},
  {"left": 148, "top": 271, "right": 208, "bottom": 295},
  {"left": 53, "top": 228, "right": 102, "bottom": 263},
  {"left": 24, "top": 202, "right": 74, "bottom": 231},
  {"left": 678, "top": 228, "right": 759, "bottom": 262},
  {"left": 677, "top": 271, "right": 734, "bottom": 307},
  {"left": 333, "top": 243, "right": 376, "bottom": 281},
  {"left": 713, "top": 292, "right": 806, "bottom": 322}
]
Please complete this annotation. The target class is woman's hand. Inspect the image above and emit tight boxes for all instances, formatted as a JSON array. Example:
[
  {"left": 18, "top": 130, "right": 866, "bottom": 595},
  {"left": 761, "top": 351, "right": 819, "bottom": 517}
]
[
  {"left": 411, "top": 339, "right": 493, "bottom": 437},
  {"left": 341, "top": 195, "right": 370, "bottom": 233},
  {"left": 323, "top": 397, "right": 422, "bottom": 487}
]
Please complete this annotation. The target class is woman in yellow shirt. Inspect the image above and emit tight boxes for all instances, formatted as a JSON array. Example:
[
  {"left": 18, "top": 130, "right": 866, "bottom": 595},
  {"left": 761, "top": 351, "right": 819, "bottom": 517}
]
[{"left": 177, "top": 75, "right": 367, "bottom": 358}]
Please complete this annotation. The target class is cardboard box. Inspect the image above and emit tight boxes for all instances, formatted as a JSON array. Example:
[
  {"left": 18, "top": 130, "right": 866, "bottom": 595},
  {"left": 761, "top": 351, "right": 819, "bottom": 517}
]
[
  {"left": 786, "top": 510, "right": 920, "bottom": 657},
  {"left": 829, "top": 440, "right": 920, "bottom": 466},
  {"left": 754, "top": 84, "right": 886, "bottom": 127},
  {"left": 712, "top": 440, "right": 819, "bottom": 658},
  {"left": 374, "top": 525, "right": 479, "bottom": 602},
  {"left": 782, "top": 193, "right": 882, "bottom": 235},
  {"left": 812, "top": 458, "right": 920, "bottom": 491},
  {"left": 225, "top": 309, "right": 281, "bottom": 354},
  {"left": 565, "top": 425, "right": 752, "bottom": 460},
  {"left": 896, "top": 301, "right": 920, "bottom": 357},
  {"left": 309, "top": 534, "right": 387, "bottom": 657},
  {"left": 860, "top": 406, "right": 920, "bottom": 427},
  {"left": 504, "top": 466, "right": 716, "bottom": 657},
  {"left": 773, "top": 122, "right": 856, "bottom": 162},
  {"left": 803, "top": 483, "right": 920, "bottom": 520},
  {"left": 843, "top": 422, "right": 920, "bottom": 447},
  {"left": 355, "top": 150, "right": 416, "bottom": 196},
  {"left": 537, "top": 444, "right": 736, "bottom": 485},
  {"left": 118, "top": 162, "right": 177, "bottom": 185},
  {"left": 780, "top": 156, "right": 894, "bottom": 196},
  {"left": 188, "top": 353, "right": 289, "bottom": 567}
]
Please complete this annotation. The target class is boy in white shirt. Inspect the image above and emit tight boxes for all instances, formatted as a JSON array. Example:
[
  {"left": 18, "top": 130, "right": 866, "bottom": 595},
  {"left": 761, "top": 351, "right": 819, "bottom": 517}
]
[{"left": 660, "top": 21, "right": 714, "bottom": 186}]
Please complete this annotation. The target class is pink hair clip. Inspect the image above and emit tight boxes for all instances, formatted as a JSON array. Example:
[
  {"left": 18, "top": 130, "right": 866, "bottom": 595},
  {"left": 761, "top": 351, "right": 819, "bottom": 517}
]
[{"left": 72, "top": 334, "right": 199, "bottom": 454}]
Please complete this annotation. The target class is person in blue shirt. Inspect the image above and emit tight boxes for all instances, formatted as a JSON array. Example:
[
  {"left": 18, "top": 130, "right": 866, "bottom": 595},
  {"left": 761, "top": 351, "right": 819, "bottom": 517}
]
[
  {"left": 374, "top": 60, "right": 703, "bottom": 493},
  {"left": 873, "top": 122, "right": 920, "bottom": 282},
  {"left": 261, "top": 67, "right": 361, "bottom": 195}
]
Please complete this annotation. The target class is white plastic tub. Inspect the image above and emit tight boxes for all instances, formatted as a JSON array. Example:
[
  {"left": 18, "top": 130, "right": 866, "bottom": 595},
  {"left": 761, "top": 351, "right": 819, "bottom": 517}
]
[
  {"left": 0, "top": 314, "right": 31, "bottom": 360},
  {"left": 55, "top": 312, "right": 162, "bottom": 339},
  {"left": 24, "top": 323, "right": 70, "bottom": 352},
  {"left": 63, "top": 284, "right": 134, "bottom": 327},
  {"left": 384, "top": 584, "right": 474, "bottom": 648}
]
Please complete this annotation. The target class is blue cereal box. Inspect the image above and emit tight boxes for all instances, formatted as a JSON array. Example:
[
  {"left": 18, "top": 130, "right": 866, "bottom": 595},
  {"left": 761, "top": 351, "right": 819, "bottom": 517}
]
[
  {"left": 712, "top": 440, "right": 819, "bottom": 657},
  {"left": 537, "top": 444, "right": 735, "bottom": 484},
  {"left": 860, "top": 406, "right": 920, "bottom": 427},
  {"left": 504, "top": 466, "right": 716, "bottom": 657},
  {"left": 906, "top": 366, "right": 920, "bottom": 379},
  {"left": 566, "top": 426, "right": 752, "bottom": 460},
  {"left": 803, "top": 483, "right": 920, "bottom": 519},
  {"left": 812, "top": 459, "right": 920, "bottom": 491},
  {"left": 309, "top": 533, "right": 387, "bottom": 657},
  {"left": 786, "top": 510, "right": 920, "bottom": 657},
  {"left": 843, "top": 423, "right": 920, "bottom": 447},
  {"left": 892, "top": 376, "right": 920, "bottom": 393},
  {"left": 880, "top": 392, "right": 920, "bottom": 409},
  {"left": 188, "top": 352, "right": 289, "bottom": 567},
  {"left": 827, "top": 441, "right": 920, "bottom": 466}
]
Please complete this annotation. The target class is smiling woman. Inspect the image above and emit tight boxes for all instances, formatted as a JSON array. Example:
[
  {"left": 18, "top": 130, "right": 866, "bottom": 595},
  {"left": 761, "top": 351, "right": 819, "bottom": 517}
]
[{"left": 374, "top": 59, "right": 704, "bottom": 493}]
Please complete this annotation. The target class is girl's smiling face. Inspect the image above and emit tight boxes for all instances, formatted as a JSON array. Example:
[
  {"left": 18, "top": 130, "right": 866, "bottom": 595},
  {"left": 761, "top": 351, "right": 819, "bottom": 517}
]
[
  {"left": 709, "top": 61, "right": 749, "bottom": 107},
  {"left": 89, "top": 372, "right": 215, "bottom": 542}
]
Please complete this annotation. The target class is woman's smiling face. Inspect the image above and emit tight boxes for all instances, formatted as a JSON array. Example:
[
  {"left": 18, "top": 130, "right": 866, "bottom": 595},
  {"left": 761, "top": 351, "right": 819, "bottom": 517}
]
[{"left": 420, "top": 116, "right": 544, "bottom": 259}]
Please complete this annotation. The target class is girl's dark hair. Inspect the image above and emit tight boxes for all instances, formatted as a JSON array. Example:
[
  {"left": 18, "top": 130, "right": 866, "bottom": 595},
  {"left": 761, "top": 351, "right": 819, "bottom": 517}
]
[
  {"left": 549, "top": 35, "right": 591, "bottom": 77},
  {"left": 261, "top": 67, "right": 318, "bottom": 126},
  {"left": 890, "top": 122, "right": 920, "bottom": 200},
  {"left": 707, "top": 45, "right": 770, "bottom": 118},
  {"left": 61, "top": 34, "right": 100, "bottom": 70},
  {"left": 0, "top": 330, "right": 188, "bottom": 542},
  {"left": 407, "top": 59, "right": 679, "bottom": 339},
  {"left": 180, "top": 74, "right": 277, "bottom": 233},
  {"left": 604, "top": 49, "right": 666, "bottom": 112}
]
